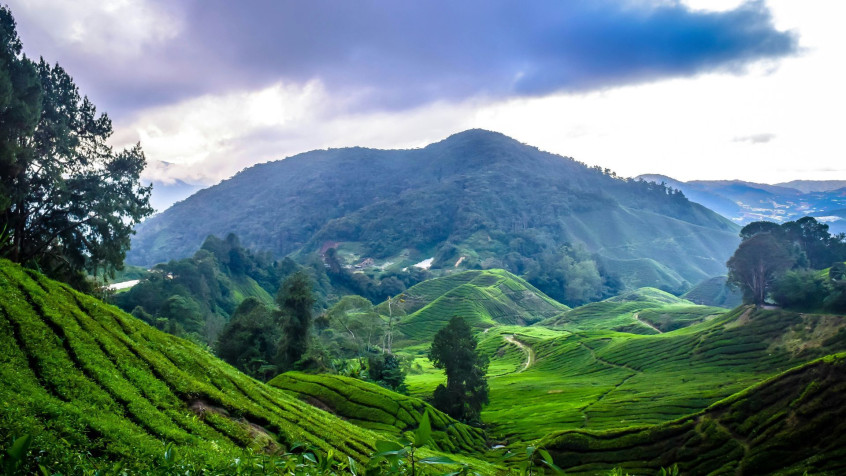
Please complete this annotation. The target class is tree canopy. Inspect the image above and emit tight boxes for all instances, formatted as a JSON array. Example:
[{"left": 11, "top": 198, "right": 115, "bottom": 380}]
[
  {"left": 0, "top": 6, "right": 151, "bottom": 287},
  {"left": 728, "top": 217, "right": 846, "bottom": 308},
  {"left": 428, "top": 316, "right": 489, "bottom": 424}
]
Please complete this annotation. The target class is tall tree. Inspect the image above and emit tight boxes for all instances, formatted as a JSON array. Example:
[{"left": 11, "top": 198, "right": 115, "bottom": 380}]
[
  {"left": 0, "top": 6, "right": 152, "bottom": 286},
  {"left": 275, "top": 271, "right": 316, "bottom": 371},
  {"left": 216, "top": 297, "right": 279, "bottom": 380},
  {"left": 727, "top": 232, "right": 795, "bottom": 306},
  {"left": 428, "top": 316, "right": 489, "bottom": 424}
]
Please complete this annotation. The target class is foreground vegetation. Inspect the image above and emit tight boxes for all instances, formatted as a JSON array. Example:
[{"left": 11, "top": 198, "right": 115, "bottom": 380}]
[{"left": 0, "top": 259, "right": 495, "bottom": 474}]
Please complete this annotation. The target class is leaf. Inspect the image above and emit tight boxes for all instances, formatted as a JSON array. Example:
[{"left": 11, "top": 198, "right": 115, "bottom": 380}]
[
  {"left": 6, "top": 434, "right": 32, "bottom": 462},
  {"left": 413, "top": 410, "right": 432, "bottom": 448},
  {"left": 375, "top": 440, "right": 404, "bottom": 453},
  {"left": 419, "top": 456, "right": 460, "bottom": 465},
  {"left": 347, "top": 456, "right": 359, "bottom": 476}
]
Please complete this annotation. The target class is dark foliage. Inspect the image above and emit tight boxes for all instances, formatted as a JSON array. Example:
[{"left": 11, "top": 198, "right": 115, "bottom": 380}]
[
  {"left": 216, "top": 297, "right": 280, "bottom": 380},
  {"left": 367, "top": 352, "right": 407, "bottom": 392},
  {"left": 428, "top": 316, "right": 489, "bottom": 424},
  {"left": 729, "top": 217, "right": 846, "bottom": 309},
  {"left": 0, "top": 7, "right": 152, "bottom": 286},
  {"left": 275, "top": 271, "right": 316, "bottom": 372}
]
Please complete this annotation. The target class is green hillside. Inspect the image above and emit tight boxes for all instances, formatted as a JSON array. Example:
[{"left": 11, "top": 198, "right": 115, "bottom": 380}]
[
  {"left": 385, "top": 269, "right": 568, "bottom": 342},
  {"left": 269, "top": 372, "right": 488, "bottom": 455},
  {"left": 0, "top": 260, "right": 494, "bottom": 473},
  {"left": 128, "top": 130, "right": 740, "bottom": 295},
  {"left": 405, "top": 305, "right": 846, "bottom": 444},
  {"left": 540, "top": 287, "right": 725, "bottom": 334},
  {"left": 541, "top": 352, "right": 846, "bottom": 474},
  {"left": 682, "top": 275, "right": 743, "bottom": 308}
]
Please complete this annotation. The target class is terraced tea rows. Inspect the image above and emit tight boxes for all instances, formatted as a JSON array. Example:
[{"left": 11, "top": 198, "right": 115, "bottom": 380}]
[
  {"left": 390, "top": 269, "right": 567, "bottom": 342},
  {"left": 541, "top": 353, "right": 846, "bottom": 474},
  {"left": 406, "top": 305, "right": 846, "bottom": 444},
  {"left": 269, "top": 372, "right": 488, "bottom": 455},
  {"left": 541, "top": 287, "right": 725, "bottom": 334},
  {"left": 0, "top": 260, "right": 496, "bottom": 472}
]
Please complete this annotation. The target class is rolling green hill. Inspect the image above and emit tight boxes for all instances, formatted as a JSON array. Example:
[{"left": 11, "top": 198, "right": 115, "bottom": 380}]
[
  {"left": 0, "top": 260, "right": 494, "bottom": 473},
  {"left": 129, "top": 130, "right": 740, "bottom": 295},
  {"left": 404, "top": 305, "right": 846, "bottom": 445},
  {"left": 540, "top": 287, "right": 725, "bottom": 334},
  {"left": 269, "top": 372, "right": 488, "bottom": 455},
  {"left": 541, "top": 352, "right": 846, "bottom": 474},
  {"left": 382, "top": 269, "right": 568, "bottom": 342}
]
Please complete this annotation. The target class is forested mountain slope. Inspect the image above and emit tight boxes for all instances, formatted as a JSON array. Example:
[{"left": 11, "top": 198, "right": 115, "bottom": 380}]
[{"left": 129, "top": 130, "right": 739, "bottom": 293}]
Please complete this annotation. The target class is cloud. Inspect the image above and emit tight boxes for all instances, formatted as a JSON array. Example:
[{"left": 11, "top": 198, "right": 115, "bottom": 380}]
[
  {"left": 733, "top": 133, "right": 776, "bottom": 143},
  {"left": 9, "top": 0, "right": 797, "bottom": 117}
]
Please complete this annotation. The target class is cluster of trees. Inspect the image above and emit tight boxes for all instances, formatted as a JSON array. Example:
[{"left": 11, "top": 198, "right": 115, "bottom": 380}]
[
  {"left": 216, "top": 271, "right": 317, "bottom": 380},
  {"left": 0, "top": 7, "right": 152, "bottom": 289},
  {"left": 113, "top": 234, "right": 301, "bottom": 345},
  {"left": 727, "top": 217, "right": 846, "bottom": 310}
]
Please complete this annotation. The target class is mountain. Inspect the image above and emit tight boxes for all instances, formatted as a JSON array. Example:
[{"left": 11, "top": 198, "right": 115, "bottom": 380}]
[
  {"left": 147, "top": 178, "right": 203, "bottom": 213},
  {"left": 129, "top": 130, "right": 740, "bottom": 293},
  {"left": 638, "top": 174, "right": 846, "bottom": 234},
  {"left": 0, "top": 259, "right": 492, "bottom": 472},
  {"left": 777, "top": 179, "right": 846, "bottom": 193}
]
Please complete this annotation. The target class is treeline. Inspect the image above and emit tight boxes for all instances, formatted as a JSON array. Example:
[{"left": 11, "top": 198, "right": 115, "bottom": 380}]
[{"left": 727, "top": 217, "right": 846, "bottom": 311}]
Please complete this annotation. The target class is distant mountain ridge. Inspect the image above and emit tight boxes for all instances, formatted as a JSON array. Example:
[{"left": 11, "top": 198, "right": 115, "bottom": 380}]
[
  {"left": 130, "top": 130, "right": 740, "bottom": 291},
  {"left": 638, "top": 174, "right": 846, "bottom": 234}
]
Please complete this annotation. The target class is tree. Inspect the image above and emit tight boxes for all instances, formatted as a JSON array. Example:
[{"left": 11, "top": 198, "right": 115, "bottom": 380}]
[
  {"left": 727, "top": 232, "right": 795, "bottom": 306},
  {"left": 428, "top": 316, "right": 489, "bottom": 424},
  {"left": 275, "top": 271, "right": 316, "bottom": 371},
  {"left": 0, "top": 7, "right": 152, "bottom": 286},
  {"left": 216, "top": 297, "right": 279, "bottom": 380}
]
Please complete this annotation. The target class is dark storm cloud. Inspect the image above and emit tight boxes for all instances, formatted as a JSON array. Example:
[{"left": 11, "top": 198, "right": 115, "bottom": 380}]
[{"left": 11, "top": 0, "right": 797, "bottom": 117}]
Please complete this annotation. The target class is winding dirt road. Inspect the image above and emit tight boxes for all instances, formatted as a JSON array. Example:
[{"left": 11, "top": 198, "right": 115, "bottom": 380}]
[{"left": 504, "top": 334, "right": 535, "bottom": 372}]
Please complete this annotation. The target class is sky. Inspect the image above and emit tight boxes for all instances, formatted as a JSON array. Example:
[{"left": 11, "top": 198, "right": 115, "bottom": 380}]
[{"left": 8, "top": 1, "right": 845, "bottom": 205}]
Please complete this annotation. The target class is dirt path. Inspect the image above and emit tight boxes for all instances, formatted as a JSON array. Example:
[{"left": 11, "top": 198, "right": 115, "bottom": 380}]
[
  {"left": 504, "top": 334, "right": 534, "bottom": 372},
  {"left": 634, "top": 313, "right": 663, "bottom": 334}
]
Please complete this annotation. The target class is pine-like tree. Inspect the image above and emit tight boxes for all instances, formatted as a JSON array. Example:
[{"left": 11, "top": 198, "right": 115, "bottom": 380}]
[{"left": 428, "top": 316, "right": 489, "bottom": 424}]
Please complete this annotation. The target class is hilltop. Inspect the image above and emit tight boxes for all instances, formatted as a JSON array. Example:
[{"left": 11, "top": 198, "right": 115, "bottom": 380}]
[
  {"left": 381, "top": 269, "right": 568, "bottom": 343},
  {"left": 130, "top": 130, "right": 740, "bottom": 296}
]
